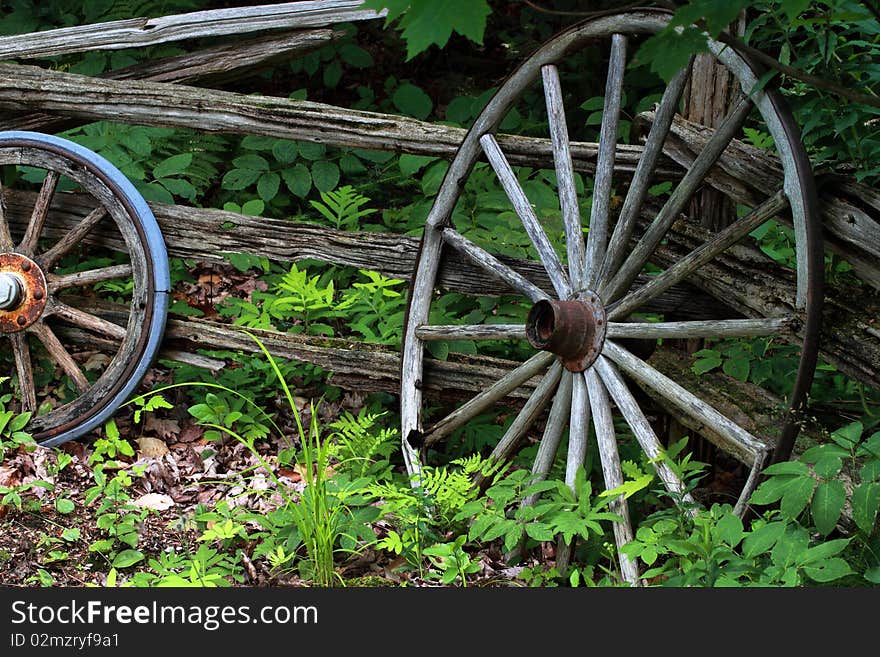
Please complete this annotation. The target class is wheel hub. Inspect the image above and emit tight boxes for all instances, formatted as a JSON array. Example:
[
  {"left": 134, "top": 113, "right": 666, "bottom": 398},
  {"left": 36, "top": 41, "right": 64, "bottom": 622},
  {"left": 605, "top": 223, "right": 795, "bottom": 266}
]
[
  {"left": 0, "top": 252, "right": 47, "bottom": 333},
  {"left": 525, "top": 291, "right": 606, "bottom": 372}
]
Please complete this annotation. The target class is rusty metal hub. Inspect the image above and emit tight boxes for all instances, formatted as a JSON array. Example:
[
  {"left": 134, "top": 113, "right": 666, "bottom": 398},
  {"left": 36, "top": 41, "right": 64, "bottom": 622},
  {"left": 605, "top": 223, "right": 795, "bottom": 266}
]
[
  {"left": 525, "top": 291, "right": 606, "bottom": 372},
  {"left": 0, "top": 252, "right": 47, "bottom": 333}
]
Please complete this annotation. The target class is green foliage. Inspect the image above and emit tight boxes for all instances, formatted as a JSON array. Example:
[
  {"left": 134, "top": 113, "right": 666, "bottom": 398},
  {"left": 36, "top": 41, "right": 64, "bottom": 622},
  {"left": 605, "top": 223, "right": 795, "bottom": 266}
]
[
  {"left": 363, "top": 0, "right": 492, "bottom": 60},
  {"left": 622, "top": 503, "right": 854, "bottom": 586}
]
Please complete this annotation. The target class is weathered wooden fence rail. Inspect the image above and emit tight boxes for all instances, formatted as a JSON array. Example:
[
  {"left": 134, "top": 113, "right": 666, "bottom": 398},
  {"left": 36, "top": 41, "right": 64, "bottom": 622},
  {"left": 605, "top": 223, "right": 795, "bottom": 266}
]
[{"left": 0, "top": 1, "right": 877, "bottom": 444}]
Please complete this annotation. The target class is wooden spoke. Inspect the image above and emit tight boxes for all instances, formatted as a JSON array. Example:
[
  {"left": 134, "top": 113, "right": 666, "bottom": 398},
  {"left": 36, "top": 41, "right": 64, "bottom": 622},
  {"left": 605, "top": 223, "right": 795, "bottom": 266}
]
[
  {"left": 39, "top": 205, "right": 108, "bottom": 269},
  {"left": 542, "top": 64, "right": 585, "bottom": 287},
  {"left": 48, "top": 300, "right": 128, "bottom": 340},
  {"left": 18, "top": 170, "right": 60, "bottom": 257},
  {"left": 599, "top": 62, "right": 692, "bottom": 286},
  {"left": 606, "top": 317, "right": 793, "bottom": 340},
  {"left": 480, "top": 133, "right": 571, "bottom": 298},
  {"left": 565, "top": 368, "right": 591, "bottom": 489},
  {"left": 422, "top": 350, "right": 555, "bottom": 448},
  {"left": 415, "top": 324, "right": 526, "bottom": 342},
  {"left": 583, "top": 33, "right": 627, "bottom": 289},
  {"left": 441, "top": 228, "right": 549, "bottom": 303},
  {"left": 30, "top": 321, "right": 90, "bottom": 392},
  {"left": 10, "top": 333, "right": 37, "bottom": 412},
  {"left": 608, "top": 190, "right": 789, "bottom": 319},
  {"left": 602, "top": 339, "right": 768, "bottom": 464},
  {"left": 585, "top": 368, "right": 639, "bottom": 585},
  {"left": 48, "top": 264, "right": 133, "bottom": 292},
  {"left": 556, "top": 368, "right": 592, "bottom": 574},
  {"left": 601, "top": 96, "right": 754, "bottom": 303},
  {"left": 0, "top": 182, "right": 13, "bottom": 251},
  {"left": 474, "top": 361, "right": 563, "bottom": 490},
  {"left": 520, "top": 371, "right": 573, "bottom": 510},
  {"left": 594, "top": 354, "right": 696, "bottom": 509}
]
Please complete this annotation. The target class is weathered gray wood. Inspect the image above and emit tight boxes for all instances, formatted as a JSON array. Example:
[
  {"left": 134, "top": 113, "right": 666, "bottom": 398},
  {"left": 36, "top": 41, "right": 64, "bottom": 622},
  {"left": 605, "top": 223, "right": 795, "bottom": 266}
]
[
  {"left": 474, "top": 361, "right": 563, "bottom": 490},
  {"left": 594, "top": 354, "right": 696, "bottom": 509},
  {"left": 542, "top": 65, "right": 585, "bottom": 288},
  {"left": 10, "top": 333, "right": 36, "bottom": 412},
  {"left": 480, "top": 134, "right": 570, "bottom": 298},
  {"left": 583, "top": 33, "right": 627, "bottom": 289},
  {"left": 38, "top": 206, "right": 108, "bottom": 270},
  {"left": 648, "top": 111, "right": 880, "bottom": 290},
  {"left": 441, "top": 227, "right": 549, "bottom": 302},
  {"left": 602, "top": 96, "right": 753, "bottom": 303},
  {"left": 602, "top": 339, "right": 768, "bottom": 464},
  {"left": 422, "top": 350, "right": 555, "bottom": 448},
  {"left": 0, "top": 182, "right": 12, "bottom": 251},
  {"left": 566, "top": 369, "right": 591, "bottom": 489},
  {"left": 0, "top": 1, "right": 383, "bottom": 60},
  {"left": 606, "top": 317, "right": 791, "bottom": 340},
  {"left": 414, "top": 324, "right": 526, "bottom": 341},
  {"left": 48, "top": 300, "right": 128, "bottom": 340},
  {"left": 0, "top": 64, "right": 677, "bottom": 179},
  {"left": 4, "top": 189, "right": 731, "bottom": 317},
  {"left": 2, "top": 30, "right": 340, "bottom": 135},
  {"left": 608, "top": 189, "right": 789, "bottom": 319},
  {"left": 585, "top": 367, "right": 639, "bottom": 585},
  {"left": 30, "top": 321, "right": 90, "bottom": 392},
  {"left": 647, "top": 210, "right": 880, "bottom": 390},
  {"left": 599, "top": 63, "right": 692, "bottom": 286},
  {"left": 521, "top": 371, "right": 573, "bottom": 509},
  {"left": 48, "top": 264, "right": 133, "bottom": 293},
  {"left": 19, "top": 171, "right": 59, "bottom": 257}
]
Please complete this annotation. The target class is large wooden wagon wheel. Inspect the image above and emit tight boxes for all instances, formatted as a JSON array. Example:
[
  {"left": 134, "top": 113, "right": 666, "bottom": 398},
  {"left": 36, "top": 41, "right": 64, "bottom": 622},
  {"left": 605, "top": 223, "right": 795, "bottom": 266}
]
[
  {"left": 400, "top": 9, "right": 822, "bottom": 584},
  {"left": 0, "top": 131, "right": 169, "bottom": 447}
]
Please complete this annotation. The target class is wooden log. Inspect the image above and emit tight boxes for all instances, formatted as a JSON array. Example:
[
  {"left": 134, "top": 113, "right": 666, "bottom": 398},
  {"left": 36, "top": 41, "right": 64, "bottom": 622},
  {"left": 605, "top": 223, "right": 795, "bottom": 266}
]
[
  {"left": 641, "top": 111, "right": 880, "bottom": 289},
  {"left": 649, "top": 212, "right": 880, "bottom": 390},
  {"left": 4, "top": 189, "right": 727, "bottom": 317},
  {"left": 1, "top": 30, "right": 341, "bottom": 134},
  {"left": 0, "top": 1, "right": 383, "bottom": 60},
  {"left": 0, "top": 63, "right": 674, "bottom": 178}
]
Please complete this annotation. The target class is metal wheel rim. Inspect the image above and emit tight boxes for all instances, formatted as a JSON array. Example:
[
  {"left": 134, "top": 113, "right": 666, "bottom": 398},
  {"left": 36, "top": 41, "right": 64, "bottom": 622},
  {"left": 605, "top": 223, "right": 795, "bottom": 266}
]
[
  {"left": 400, "top": 9, "right": 823, "bottom": 582},
  {"left": 0, "top": 131, "right": 170, "bottom": 447}
]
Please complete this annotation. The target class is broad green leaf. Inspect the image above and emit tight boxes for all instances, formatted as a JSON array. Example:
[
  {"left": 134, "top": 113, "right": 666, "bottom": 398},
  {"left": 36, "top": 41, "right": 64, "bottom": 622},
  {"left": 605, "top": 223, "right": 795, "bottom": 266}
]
[
  {"left": 716, "top": 511, "right": 744, "bottom": 546},
  {"left": 158, "top": 177, "right": 197, "bottom": 201},
  {"left": 803, "top": 538, "right": 850, "bottom": 563},
  {"left": 829, "top": 421, "right": 862, "bottom": 449},
  {"left": 232, "top": 154, "right": 270, "bottom": 171},
  {"left": 852, "top": 482, "right": 880, "bottom": 535},
  {"left": 392, "top": 83, "right": 433, "bottom": 120},
  {"left": 399, "top": 153, "right": 436, "bottom": 177},
  {"left": 750, "top": 475, "right": 795, "bottom": 505},
  {"left": 770, "top": 525, "right": 809, "bottom": 568},
  {"left": 282, "top": 164, "right": 311, "bottom": 198},
  {"left": 272, "top": 140, "right": 299, "bottom": 164},
  {"left": 340, "top": 43, "right": 373, "bottom": 68},
  {"left": 761, "top": 460, "right": 811, "bottom": 477},
  {"left": 524, "top": 522, "right": 555, "bottom": 542},
  {"left": 860, "top": 460, "right": 880, "bottom": 483},
  {"left": 780, "top": 476, "right": 816, "bottom": 520},
  {"left": 311, "top": 161, "right": 340, "bottom": 193},
  {"left": 112, "top": 549, "right": 145, "bottom": 569},
  {"left": 257, "top": 172, "right": 281, "bottom": 202},
  {"left": 780, "top": 0, "right": 812, "bottom": 21},
  {"left": 812, "top": 453, "right": 843, "bottom": 479},
  {"left": 55, "top": 498, "right": 75, "bottom": 514},
  {"left": 153, "top": 152, "right": 192, "bottom": 179},
  {"left": 692, "top": 349, "right": 721, "bottom": 375},
  {"left": 722, "top": 356, "right": 750, "bottom": 381},
  {"left": 742, "top": 521, "right": 786, "bottom": 557},
  {"left": 810, "top": 480, "right": 846, "bottom": 535},
  {"left": 367, "top": 0, "right": 492, "bottom": 60},
  {"left": 803, "top": 558, "right": 854, "bottom": 583},
  {"left": 222, "top": 168, "right": 261, "bottom": 190}
]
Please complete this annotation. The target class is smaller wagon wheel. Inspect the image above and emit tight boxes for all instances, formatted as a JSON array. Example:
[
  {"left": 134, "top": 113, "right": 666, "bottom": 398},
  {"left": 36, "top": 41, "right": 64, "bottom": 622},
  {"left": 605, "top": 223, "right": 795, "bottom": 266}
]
[
  {"left": 0, "top": 131, "right": 169, "bottom": 448},
  {"left": 400, "top": 9, "right": 822, "bottom": 584}
]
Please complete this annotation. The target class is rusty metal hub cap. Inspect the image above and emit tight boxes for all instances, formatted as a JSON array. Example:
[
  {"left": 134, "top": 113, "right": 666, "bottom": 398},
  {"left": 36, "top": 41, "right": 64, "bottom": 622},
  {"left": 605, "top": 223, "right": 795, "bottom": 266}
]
[
  {"left": 525, "top": 291, "right": 606, "bottom": 372},
  {"left": 0, "top": 252, "right": 47, "bottom": 333}
]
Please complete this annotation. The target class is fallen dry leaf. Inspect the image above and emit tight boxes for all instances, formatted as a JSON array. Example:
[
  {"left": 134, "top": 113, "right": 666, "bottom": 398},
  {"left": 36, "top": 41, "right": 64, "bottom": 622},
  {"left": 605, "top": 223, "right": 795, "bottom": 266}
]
[
  {"left": 137, "top": 437, "right": 170, "bottom": 458},
  {"left": 133, "top": 493, "right": 175, "bottom": 511},
  {"left": 0, "top": 465, "right": 20, "bottom": 488},
  {"left": 145, "top": 415, "right": 181, "bottom": 440}
]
